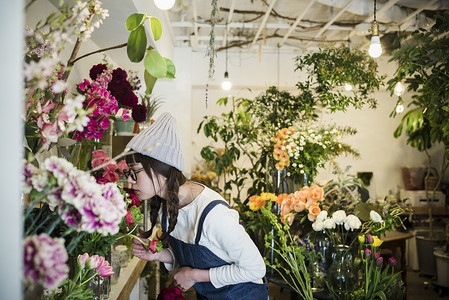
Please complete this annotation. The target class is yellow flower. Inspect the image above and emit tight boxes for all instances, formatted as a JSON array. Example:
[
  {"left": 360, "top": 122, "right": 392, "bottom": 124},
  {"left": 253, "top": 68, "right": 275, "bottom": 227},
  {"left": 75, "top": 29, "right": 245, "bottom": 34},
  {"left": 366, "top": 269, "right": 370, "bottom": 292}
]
[
  {"left": 206, "top": 171, "right": 217, "bottom": 180},
  {"left": 259, "top": 193, "right": 278, "bottom": 202},
  {"left": 372, "top": 236, "right": 383, "bottom": 247},
  {"left": 358, "top": 235, "right": 365, "bottom": 244},
  {"left": 249, "top": 202, "right": 259, "bottom": 211}
]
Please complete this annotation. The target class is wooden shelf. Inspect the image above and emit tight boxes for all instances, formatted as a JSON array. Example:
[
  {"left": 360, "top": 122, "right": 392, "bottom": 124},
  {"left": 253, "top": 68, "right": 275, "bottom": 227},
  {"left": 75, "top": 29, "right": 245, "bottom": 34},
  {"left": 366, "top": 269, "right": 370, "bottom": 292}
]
[
  {"left": 409, "top": 206, "right": 449, "bottom": 215},
  {"left": 109, "top": 257, "right": 147, "bottom": 300}
]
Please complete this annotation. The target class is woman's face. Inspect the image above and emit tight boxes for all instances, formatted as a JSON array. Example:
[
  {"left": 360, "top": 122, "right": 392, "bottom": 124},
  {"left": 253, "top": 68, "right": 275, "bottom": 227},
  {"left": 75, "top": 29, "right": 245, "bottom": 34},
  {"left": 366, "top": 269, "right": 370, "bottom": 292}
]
[{"left": 126, "top": 163, "right": 166, "bottom": 200}]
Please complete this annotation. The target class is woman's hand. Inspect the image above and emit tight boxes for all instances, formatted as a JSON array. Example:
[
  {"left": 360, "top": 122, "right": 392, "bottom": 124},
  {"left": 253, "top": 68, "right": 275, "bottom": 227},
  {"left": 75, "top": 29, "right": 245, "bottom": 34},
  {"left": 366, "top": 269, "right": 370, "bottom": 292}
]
[
  {"left": 173, "top": 267, "right": 210, "bottom": 291},
  {"left": 131, "top": 237, "right": 174, "bottom": 264},
  {"left": 131, "top": 237, "right": 159, "bottom": 261}
]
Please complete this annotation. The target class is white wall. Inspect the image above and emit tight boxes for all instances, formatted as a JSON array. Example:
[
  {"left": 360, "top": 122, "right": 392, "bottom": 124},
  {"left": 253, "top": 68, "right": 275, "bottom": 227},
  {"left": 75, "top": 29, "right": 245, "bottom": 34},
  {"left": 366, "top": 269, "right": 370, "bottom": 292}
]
[{"left": 1, "top": 1, "right": 24, "bottom": 298}]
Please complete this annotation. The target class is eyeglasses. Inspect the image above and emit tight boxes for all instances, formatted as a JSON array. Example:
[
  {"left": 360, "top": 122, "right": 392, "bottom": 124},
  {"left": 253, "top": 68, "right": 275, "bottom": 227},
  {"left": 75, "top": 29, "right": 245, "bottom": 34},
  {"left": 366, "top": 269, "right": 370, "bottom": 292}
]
[{"left": 123, "top": 168, "right": 145, "bottom": 181}]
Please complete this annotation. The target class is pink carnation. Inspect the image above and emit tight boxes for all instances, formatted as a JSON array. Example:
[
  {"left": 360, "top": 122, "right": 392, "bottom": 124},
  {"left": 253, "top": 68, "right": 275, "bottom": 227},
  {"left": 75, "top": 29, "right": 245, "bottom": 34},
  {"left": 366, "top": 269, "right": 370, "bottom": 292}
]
[{"left": 23, "top": 234, "right": 69, "bottom": 289}]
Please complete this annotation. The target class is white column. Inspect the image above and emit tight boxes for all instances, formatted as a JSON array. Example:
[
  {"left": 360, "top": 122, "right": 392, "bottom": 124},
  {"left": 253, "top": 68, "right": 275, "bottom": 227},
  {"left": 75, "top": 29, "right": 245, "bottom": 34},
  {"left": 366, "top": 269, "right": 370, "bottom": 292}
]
[{"left": 0, "top": 1, "right": 24, "bottom": 299}]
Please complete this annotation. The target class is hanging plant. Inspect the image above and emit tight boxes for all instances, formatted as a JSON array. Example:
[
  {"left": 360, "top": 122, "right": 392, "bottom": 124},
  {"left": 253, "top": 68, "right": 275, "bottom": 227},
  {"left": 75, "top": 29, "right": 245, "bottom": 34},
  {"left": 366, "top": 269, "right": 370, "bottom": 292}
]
[
  {"left": 295, "top": 44, "right": 385, "bottom": 112},
  {"left": 207, "top": 0, "right": 219, "bottom": 80}
]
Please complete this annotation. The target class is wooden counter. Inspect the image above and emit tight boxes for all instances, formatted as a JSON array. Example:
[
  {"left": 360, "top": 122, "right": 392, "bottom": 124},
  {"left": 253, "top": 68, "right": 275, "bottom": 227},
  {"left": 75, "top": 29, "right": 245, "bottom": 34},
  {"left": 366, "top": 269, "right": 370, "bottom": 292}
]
[{"left": 109, "top": 257, "right": 147, "bottom": 300}]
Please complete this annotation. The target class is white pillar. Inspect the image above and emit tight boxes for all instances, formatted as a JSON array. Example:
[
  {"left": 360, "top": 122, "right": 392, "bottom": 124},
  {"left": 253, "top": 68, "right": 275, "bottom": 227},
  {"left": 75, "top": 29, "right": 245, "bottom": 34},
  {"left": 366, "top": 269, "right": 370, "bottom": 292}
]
[{"left": 0, "top": 1, "right": 24, "bottom": 298}]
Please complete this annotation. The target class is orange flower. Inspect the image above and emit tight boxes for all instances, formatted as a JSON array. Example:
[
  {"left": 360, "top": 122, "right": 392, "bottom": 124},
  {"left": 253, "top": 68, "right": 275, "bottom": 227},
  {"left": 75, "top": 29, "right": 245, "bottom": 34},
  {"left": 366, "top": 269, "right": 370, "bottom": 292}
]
[
  {"left": 276, "top": 193, "right": 288, "bottom": 205},
  {"left": 307, "top": 203, "right": 321, "bottom": 221},
  {"left": 248, "top": 195, "right": 258, "bottom": 203},
  {"left": 275, "top": 162, "right": 285, "bottom": 171},
  {"left": 281, "top": 212, "right": 295, "bottom": 226},
  {"left": 309, "top": 185, "right": 324, "bottom": 201}
]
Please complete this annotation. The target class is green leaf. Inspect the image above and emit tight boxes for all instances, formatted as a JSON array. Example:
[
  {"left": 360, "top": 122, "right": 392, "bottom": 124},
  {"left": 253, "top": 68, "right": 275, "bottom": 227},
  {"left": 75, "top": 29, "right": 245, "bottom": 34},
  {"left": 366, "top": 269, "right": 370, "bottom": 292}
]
[
  {"left": 164, "top": 58, "right": 176, "bottom": 79},
  {"left": 150, "top": 17, "right": 162, "bottom": 41},
  {"left": 144, "top": 49, "right": 167, "bottom": 78},
  {"left": 144, "top": 70, "right": 157, "bottom": 94},
  {"left": 126, "top": 13, "right": 146, "bottom": 31},
  {"left": 127, "top": 25, "right": 147, "bottom": 62}
]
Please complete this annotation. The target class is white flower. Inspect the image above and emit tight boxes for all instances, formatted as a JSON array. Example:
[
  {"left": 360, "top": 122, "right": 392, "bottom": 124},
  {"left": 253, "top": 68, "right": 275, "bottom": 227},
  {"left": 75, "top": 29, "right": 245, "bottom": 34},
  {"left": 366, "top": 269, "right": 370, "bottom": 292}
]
[
  {"left": 316, "top": 210, "right": 328, "bottom": 222},
  {"left": 324, "top": 218, "right": 336, "bottom": 229},
  {"left": 312, "top": 220, "right": 325, "bottom": 231},
  {"left": 370, "top": 210, "right": 384, "bottom": 223},
  {"left": 344, "top": 214, "right": 362, "bottom": 231},
  {"left": 332, "top": 210, "right": 346, "bottom": 225}
]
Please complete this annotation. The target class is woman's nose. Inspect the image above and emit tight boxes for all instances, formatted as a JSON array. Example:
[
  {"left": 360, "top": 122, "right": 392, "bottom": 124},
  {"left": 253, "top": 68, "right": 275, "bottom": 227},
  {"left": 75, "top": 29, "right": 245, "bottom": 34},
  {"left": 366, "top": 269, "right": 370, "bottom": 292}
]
[{"left": 126, "top": 176, "right": 135, "bottom": 184}]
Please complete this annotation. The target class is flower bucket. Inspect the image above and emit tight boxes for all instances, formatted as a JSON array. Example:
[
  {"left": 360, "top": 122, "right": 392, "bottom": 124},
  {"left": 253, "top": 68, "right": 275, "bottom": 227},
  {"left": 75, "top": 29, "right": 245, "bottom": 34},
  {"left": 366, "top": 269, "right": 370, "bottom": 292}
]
[
  {"left": 435, "top": 250, "right": 449, "bottom": 288},
  {"left": 115, "top": 119, "right": 135, "bottom": 136}
]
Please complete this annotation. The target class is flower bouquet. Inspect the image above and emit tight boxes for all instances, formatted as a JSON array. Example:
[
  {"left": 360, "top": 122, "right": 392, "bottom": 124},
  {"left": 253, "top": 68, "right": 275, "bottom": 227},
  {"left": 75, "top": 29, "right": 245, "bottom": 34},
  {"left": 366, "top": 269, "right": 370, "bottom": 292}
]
[{"left": 271, "top": 122, "right": 358, "bottom": 184}]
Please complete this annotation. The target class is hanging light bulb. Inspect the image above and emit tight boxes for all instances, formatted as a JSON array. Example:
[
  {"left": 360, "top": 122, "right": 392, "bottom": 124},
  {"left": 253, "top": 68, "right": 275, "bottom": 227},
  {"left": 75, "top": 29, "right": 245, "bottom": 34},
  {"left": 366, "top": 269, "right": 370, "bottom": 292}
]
[
  {"left": 395, "top": 96, "right": 404, "bottom": 113},
  {"left": 344, "top": 83, "right": 353, "bottom": 91},
  {"left": 394, "top": 81, "right": 404, "bottom": 96},
  {"left": 396, "top": 102, "right": 404, "bottom": 113},
  {"left": 368, "top": 0, "right": 382, "bottom": 58},
  {"left": 154, "top": 0, "right": 176, "bottom": 10},
  {"left": 222, "top": 71, "right": 232, "bottom": 90},
  {"left": 369, "top": 22, "right": 382, "bottom": 58}
]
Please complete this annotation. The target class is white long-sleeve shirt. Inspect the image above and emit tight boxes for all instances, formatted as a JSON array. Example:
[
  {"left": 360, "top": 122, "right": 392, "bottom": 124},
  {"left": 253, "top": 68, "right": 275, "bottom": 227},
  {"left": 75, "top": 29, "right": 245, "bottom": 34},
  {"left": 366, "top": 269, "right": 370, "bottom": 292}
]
[{"left": 161, "top": 185, "right": 266, "bottom": 289}]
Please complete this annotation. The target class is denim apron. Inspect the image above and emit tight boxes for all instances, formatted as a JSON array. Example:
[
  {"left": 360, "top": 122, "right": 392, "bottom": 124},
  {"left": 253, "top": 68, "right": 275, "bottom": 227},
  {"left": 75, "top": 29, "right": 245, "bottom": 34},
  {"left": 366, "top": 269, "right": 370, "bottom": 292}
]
[{"left": 162, "top": 200, "right": 268, "bottom": 300}]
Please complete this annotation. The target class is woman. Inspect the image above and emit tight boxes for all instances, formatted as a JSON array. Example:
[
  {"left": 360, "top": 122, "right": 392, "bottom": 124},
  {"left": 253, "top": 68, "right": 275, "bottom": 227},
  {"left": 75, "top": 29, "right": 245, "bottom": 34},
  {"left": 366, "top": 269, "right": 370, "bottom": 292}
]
[{"left": 125, "top": 113, "right": 267, "bottom": 299}]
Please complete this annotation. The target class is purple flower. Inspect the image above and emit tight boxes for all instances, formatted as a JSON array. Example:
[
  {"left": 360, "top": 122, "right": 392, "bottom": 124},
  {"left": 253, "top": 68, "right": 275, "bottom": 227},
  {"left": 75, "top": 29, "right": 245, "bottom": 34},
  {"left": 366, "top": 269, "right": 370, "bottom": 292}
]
[
  {"left": 366, "top": 234, "right": 374, "bottom": 244},
  {"left": 374, "top": 252, "right": 380, "bottom": 260},
  {"left": 23, "top": 234, "right": 69, "bottom": 289},
  {"left": 388, "top": 257, "right": 397, "bottom": 266},
  {"left": 89, "top": 64, "right": 107, "bottom": 80},
  {"left": 364, "top": 248, "right": 371, "bottom": 259},
  {"left": 376, "top": 257, "right": 384, "bottom": 266},
  {"left": 131, "top": 104, "right": 147, "bottom": 123}
]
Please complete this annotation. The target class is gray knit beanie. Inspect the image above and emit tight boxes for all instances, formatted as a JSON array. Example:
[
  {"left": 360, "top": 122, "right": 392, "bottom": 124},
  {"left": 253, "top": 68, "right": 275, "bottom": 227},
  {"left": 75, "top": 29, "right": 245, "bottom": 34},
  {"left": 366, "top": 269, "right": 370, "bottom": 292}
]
[{"left": 126, "top": 113, "right": 184, "bottom": 171}]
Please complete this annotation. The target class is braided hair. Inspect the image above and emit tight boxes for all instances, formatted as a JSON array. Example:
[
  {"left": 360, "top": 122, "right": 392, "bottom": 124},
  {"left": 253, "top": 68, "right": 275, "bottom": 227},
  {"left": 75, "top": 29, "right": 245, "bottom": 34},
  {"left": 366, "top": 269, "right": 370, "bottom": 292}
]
[{"left": 126, "top": 153, "right": 187, "bottom": 241}]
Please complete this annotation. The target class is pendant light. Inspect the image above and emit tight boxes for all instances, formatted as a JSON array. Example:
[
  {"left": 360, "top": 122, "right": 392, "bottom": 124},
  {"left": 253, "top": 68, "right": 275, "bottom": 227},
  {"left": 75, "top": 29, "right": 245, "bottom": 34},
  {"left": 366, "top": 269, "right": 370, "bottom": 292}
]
[
  {"left": 395, "top": 97, "right": 404, "bottom": 113},
  {"left": 369, "top": 0, "right": 382, "bottom": 58},
  {"left": 222, "top": 23, "right": 232, "bottom": 91},
  {"left": 394, "top": 81, "right": 404, "bottom": 96},
  {"left": 154, "top": 0, "right": 175, "bottom": 10}
]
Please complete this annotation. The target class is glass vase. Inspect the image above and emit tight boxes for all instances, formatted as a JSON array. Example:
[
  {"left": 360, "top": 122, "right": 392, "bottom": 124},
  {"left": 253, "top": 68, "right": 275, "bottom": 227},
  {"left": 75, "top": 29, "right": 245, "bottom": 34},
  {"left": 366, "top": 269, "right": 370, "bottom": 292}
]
[
  {"left": 308, "top": 260, "right": 325, "bottom": 293},
  {"left": 327, "top": 244, "right": 354, "bottom": 298}
]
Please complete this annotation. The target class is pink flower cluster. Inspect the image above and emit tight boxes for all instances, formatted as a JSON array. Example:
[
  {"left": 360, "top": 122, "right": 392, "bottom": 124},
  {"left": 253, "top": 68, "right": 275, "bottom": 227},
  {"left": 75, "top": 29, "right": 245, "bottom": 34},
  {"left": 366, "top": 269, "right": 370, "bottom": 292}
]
[
  {"left": 23, "top": 233, "right": 69, "bottom": 289},
  {"left": 23, "top": 156, "right": 127, "bottom": 235},
  {"left": 73, "top": 67, "right": 119, "bottom": 141},
  {"left": 77, "top": 253, "right": 114, "bottom": 278},
  {"left": 91, "top": 149, "right": 128, "bottom": 183},
  {"left": 123, "top": 187, "right": 141, "bottom": 226}
]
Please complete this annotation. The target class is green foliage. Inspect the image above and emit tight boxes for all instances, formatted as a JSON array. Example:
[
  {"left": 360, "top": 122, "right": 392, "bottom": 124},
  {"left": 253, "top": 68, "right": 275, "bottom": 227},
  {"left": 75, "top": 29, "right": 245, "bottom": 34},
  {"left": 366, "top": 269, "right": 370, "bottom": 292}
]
[
  {"left": 198, "top": 46, "right": 383, "bottom": 234},
  {"left": 295, "top": 45, "right": 385, "bottom": 112},
  {"left": 260, "top": 203, "right": 314, "bottom": 300},
  {"left": 47, "top": 279, "right": 94, "bottom": 300},
  {"left": 387, "top": 13, "right": 449, "bottom": 158},
  {"left": 69, "top": 232, "right": 116, "bottom": 257},
  {"left": 125, "top": 13, "right": 174, "bottom": 94}
]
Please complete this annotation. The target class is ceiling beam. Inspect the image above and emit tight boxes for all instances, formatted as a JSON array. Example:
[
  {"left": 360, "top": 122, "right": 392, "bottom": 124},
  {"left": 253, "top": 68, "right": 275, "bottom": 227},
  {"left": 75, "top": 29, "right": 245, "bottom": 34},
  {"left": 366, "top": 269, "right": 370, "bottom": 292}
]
[
  {"left": 190, "top": 0, "right": 199, "bottom": 50},
  {"left": 222, "top": 0, "right": 236, "bottom": 47},
  {"left": 304, "top": 0, "right": 356, "bottom": 48},
  {"left": 249, "top": 0, "right": 278, "bottom": 49},
  {"left": 171, "top": 21, "right": 352, "bottom": 31},
  {"left": 278, "top": 0, "right": 317, "bottom": 47}
]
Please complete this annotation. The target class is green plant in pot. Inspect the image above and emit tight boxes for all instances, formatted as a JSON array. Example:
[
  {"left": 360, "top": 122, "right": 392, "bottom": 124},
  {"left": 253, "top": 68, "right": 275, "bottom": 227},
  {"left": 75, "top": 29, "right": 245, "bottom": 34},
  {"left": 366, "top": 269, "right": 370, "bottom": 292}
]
[{"left": 387, "top": 13, "right": 449, "bottom": 241}]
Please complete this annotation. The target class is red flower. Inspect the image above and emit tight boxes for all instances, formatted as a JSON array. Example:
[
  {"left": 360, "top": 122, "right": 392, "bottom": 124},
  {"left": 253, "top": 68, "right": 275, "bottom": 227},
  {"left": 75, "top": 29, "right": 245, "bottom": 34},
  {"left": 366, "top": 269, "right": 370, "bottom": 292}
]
[
  {"left": 157, "top": 286, "right": 184, "bottom": 300},
  {"left": 123, "top": 188, "right": 140, "bottom": 207},
  {"left": 111, "top": 68, "right": 127, "bottom": 82},
  {"left": 89, "top": 64, "right": 107, "bottom": 80},
  {"left": 131, "top": 104, "right": 147, "bottom": 123},
  {"left": 125, "top": 210, "right": 134, "bottom": 225}
]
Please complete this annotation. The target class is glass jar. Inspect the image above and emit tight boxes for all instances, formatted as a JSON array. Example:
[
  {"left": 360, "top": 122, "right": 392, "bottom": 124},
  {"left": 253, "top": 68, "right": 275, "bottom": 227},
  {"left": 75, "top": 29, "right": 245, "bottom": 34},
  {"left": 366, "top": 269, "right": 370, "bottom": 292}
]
[{"left": 327, "top": 244, "right": 355, "bottom": 298}]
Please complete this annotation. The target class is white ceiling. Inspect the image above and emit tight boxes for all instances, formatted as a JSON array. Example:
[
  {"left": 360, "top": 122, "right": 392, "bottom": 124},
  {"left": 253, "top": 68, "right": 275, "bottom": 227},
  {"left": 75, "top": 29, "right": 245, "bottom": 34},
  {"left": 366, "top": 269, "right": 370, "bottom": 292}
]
[
  {"left": 163, "top": 0, "right": 449, "bottom": 54},
  {"left": 47, "top": 0, "right": 449, "bottom": 60}
]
